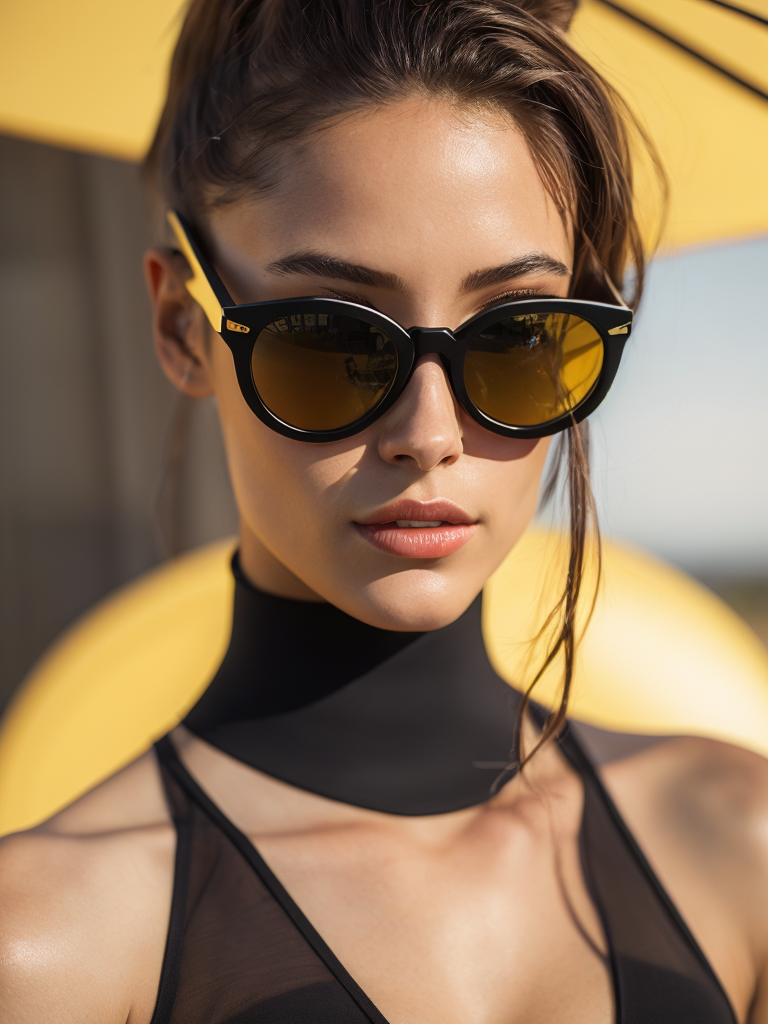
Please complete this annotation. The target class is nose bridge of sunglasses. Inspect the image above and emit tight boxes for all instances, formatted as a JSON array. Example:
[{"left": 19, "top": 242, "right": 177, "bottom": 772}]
[{"left": 408, "top": 327, "right": 461, "bottom": 365}]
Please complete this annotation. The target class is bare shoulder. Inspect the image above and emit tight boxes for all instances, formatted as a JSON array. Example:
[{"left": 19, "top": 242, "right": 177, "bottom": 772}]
[
  {"left": 0, "top": 749, "right": 175, "bottom": 1024},
  {"left": 597, "top": 730, "right": 768, "bottom": 856},
  {"left": 572, "top": 719, "right": 768, "bottom": 837}
]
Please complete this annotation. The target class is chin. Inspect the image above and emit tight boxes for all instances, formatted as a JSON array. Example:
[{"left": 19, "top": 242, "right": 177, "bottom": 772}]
[{"left": 338, "top": 568, "right": 482, "bottom": 632}]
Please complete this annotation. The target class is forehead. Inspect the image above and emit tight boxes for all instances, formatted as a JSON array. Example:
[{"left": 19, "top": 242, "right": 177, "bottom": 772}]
[{"left": 211, "top": 96, "right": 571, "bottom": 278}]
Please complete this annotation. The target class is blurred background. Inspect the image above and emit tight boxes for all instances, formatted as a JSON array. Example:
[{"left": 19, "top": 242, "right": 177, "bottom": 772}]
[{"left": 0, "top": 0, "right": 767, "bottom": 720}]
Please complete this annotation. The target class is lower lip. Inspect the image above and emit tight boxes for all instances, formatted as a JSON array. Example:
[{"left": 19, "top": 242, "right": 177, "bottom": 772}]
[{"left": 356, "top": 522, "right": 478, "bottom": 558}]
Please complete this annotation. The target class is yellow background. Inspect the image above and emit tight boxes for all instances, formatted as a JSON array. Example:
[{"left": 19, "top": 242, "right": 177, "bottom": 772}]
[{"left": 0, "top": 0, "right": 766, "bottom": 249}]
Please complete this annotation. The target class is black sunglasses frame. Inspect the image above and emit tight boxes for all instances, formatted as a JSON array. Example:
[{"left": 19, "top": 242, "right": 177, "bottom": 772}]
[{"left": 168, "top": 210, "right": 633, "bottom": 444}]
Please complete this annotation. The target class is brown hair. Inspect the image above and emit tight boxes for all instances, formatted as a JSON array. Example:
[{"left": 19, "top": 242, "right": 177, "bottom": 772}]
[{"left": 146, "top": 0, "right": 658, "bottom": 759}]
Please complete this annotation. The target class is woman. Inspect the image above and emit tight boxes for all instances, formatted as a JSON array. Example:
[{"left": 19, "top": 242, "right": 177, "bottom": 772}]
[{"left": 1, "top": 1, "right": 767, "bottom": 1021}]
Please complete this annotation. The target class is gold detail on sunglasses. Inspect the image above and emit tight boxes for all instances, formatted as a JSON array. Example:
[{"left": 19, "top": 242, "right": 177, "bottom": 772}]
[
  {"left": 607, "top": 321, "right": 631, "bottom": 335},
  {"left": 227, "top": 320, "right": 251, "bottom": 334}
]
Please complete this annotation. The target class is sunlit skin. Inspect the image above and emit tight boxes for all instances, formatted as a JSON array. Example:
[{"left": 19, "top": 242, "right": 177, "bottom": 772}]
[
  {"left": 147, "top": 97, "right": 569, "bottom": 629},
  {"left": 1, "top": 95, "right": 768, "bottom": 1024}
]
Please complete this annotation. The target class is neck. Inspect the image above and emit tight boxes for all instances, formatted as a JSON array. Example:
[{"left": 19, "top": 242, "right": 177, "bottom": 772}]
[{"left": 183, "top": 557, "right": 521, "bottom": 815}]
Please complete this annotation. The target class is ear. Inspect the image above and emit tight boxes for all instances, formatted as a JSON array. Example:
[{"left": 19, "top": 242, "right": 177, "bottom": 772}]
[{"left": 143, "top": 247, "right": 216, "bottom": 397}]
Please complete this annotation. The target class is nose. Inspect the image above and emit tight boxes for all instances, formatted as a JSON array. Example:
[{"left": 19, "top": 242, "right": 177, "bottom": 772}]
[{"left": 376, "top": 353, "right": 463, "bottom": 471}]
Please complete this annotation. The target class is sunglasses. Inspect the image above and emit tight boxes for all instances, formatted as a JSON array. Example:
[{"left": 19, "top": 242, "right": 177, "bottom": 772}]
[{"left": 168, "top": 210, "right": 632, "bottom": 443}]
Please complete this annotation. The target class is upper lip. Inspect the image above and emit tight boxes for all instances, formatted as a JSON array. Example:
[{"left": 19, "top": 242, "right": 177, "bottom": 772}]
[{"left": 356, "top": 498, "right": 476, "bottom": 525}]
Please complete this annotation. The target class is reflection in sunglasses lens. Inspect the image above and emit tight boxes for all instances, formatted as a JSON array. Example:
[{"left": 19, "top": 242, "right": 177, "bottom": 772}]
[
  {"left": 464, "top": 312, "right": 604, "bottom": 426},
  {"left": 250, "top": 313, "right": 398, "bottom": 430}
]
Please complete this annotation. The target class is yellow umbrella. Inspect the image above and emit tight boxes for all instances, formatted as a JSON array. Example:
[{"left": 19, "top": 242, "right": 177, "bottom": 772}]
[{"left": 0, "top": 0, "right": 766, "bottom": 250}]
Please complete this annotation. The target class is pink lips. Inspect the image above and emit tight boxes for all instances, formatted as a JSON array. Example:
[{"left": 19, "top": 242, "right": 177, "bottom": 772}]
[{"left": 355, "top": 499, "right": 478, "bottom": 559}]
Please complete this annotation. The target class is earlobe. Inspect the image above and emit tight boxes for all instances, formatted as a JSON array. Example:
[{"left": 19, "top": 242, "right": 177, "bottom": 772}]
[{"left": 143, "top": 247, "right": 215, "bottom": 398}]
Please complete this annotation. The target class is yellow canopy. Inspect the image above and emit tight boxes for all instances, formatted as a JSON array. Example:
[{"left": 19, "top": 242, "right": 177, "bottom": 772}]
[{"left": 0, "top": 0, "right": 766, "bottom": 250}]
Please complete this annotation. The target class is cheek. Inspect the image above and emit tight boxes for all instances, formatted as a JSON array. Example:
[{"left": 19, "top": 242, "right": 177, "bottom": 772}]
[
  {"left": 463, "top": 424, "right": 551, "bottom": 530},
  {"left": 209, "top": 341, "right": 358, "bottom": 537},
  {"left": 461, "top": 412, "right": 551, "bottom": 472},
  {"left": 217, "top": 382, "right": 361, "bottom": 537}
]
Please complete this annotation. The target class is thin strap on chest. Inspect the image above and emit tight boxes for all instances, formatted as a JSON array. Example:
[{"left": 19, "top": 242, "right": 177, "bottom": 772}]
[
  {"left": 556, "top": 723, "right": 738, "bottom": 1024},
  {"left": 150, "top": 743, "right": 194, "bottom": 1024},
  {"left": 151, "top": 734, "right": 386, "bottom": 1024}
]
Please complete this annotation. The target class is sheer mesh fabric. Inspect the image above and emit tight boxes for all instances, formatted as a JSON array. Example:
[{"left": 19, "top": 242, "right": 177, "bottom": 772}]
[
  {"left": 151, "top": 737, "right": 384, "bottom": 1024},
  {"left": 150, "top": 732, "right": 738, "bottom": 1024},
  {"left": 561, "top": 730, "right": 738, "bottom": 1024}
]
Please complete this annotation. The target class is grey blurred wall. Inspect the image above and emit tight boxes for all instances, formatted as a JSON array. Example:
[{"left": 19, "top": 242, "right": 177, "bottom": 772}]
[{"left": 0, "top": 135, "right": 237, "bottom": 717}]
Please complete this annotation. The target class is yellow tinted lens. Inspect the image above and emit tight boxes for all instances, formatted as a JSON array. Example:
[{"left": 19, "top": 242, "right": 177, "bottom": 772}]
[
  {"left": 250, "top": 313, "right": 398, "bottom": 431},
  {"left": 464, "top": 312, "right": 604, "bottom": 426}
]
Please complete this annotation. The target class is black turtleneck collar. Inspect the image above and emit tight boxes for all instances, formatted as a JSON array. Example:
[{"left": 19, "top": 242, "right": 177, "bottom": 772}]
[{"left": 183, "top": 556, "right": 522, "bottom": 815}]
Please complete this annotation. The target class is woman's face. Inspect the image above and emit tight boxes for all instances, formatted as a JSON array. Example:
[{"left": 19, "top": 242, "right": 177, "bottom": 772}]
[{"left": 147, "top": 97, "right": 572, "bottom": 630}]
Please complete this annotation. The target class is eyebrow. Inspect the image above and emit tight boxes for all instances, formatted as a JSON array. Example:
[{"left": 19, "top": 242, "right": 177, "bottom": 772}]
[
  {"left": 264, "top": 249, "right": 569, "bottom": 293},
  {"left": 266, "top": 252, "right": 405, "bottom": 291},
  {"left": 460, "top": 253, "right": 570, "bottom": 292}
]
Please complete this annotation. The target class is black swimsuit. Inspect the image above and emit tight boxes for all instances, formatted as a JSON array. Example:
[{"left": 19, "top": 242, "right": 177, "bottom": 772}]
[{"left": 148, "top": 560, "right": 738, "bottom": 1023}]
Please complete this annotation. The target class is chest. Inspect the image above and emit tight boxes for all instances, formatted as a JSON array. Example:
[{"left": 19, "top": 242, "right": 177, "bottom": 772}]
[
  {"left": 252, "top": 815, "right": 612, "bottom": 1024},
  {"left": 149, "top": 741, "right": 742, "bottom": 1024}
]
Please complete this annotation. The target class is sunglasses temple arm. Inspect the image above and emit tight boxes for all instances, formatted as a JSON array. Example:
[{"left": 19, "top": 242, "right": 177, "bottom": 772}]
[{"left": 166, "top": 210, "right": 233, "bottom": 333}]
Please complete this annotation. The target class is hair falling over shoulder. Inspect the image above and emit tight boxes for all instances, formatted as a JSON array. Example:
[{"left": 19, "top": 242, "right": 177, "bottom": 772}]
[{"left": 146, "top": 0, "right": 666, "bottom": 760}]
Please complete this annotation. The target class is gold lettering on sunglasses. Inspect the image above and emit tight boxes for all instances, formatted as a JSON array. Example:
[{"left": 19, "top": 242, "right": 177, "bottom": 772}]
[
  {"left": 226, "top": 319, "right": 251, "bottom": 334},
  {"left": 607, "top": 321, "right": 631, "bottom": 335}
]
